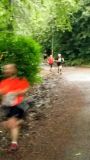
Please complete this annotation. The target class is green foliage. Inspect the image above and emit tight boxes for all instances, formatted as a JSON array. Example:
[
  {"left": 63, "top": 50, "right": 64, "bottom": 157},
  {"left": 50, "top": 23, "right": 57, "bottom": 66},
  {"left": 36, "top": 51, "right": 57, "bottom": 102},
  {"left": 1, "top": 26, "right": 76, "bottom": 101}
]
[
  {"left": 0, "top": 34, "right": 42, "bottom": 84},
  {"left": 66, "top": 59, "right": 84, "bottom": 66},
  {"left": 59, "top": 1, "right": 90, "bottom": 65},
  {"left": 0, "top": 0, "right": 79, "bottom": 40},
  {"left": 0, "top": 0, "right": 87, "bottom": 73},
  {"left": 43, "top": 0, "right": 90, "bottom": 66}
]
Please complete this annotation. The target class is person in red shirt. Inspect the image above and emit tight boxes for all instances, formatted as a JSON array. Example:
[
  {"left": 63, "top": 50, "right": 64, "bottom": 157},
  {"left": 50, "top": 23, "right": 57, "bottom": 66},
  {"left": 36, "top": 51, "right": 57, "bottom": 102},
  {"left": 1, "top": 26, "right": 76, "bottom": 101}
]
[
  {"left": 0, "top": 64, "right": 30, "bottom": 151},
  {"left": 47, "top": 54, "right": 54, "bottom": 72}
]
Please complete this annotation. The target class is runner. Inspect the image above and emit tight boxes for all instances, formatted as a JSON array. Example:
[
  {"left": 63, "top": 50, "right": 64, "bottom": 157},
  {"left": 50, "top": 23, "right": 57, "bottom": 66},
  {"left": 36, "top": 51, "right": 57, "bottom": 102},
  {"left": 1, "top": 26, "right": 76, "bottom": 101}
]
[
  {"left": 56, "top": 54, "right": 64, "bottom": 74},
  {"left": 0, "top": 64, "right": 30, "bottom": 151},
  {"left": 47, "top": 54, "right": 54, "bottom": 72}
]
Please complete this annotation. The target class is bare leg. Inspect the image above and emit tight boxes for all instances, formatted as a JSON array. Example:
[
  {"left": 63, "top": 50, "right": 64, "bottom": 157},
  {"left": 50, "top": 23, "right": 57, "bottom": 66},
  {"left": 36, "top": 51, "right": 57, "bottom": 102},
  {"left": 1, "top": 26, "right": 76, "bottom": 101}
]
[
  {"left": 49, "top": 65, "right": 51, "bottom": 72},
  {"left": 50, "top": 64, "right": 53, "bottom": 72},
  {"left": 10, "top": 127, "right": 19, "bottom": 143},
  {"left": 1, "top": 118, "right": 23, "bottom": 144},
  {"left": 58, "top": 66, "right": 60, "bottom": 73},
  {"left": 1, "top": 118, "right": 23, "bottom": 129},
  {"left": 60, "top": 65, "right": 62, "bottom": 74}
]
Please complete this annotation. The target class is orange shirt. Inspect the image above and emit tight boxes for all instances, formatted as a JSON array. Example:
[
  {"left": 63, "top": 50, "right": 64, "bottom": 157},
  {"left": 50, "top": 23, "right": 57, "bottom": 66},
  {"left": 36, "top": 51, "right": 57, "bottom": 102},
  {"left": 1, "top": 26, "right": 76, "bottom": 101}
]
[
  {"left": 0, "top": 77, "right": 30, "bottom": 106},
  {"left": 48, "top": 57, "right": 54, "bottom": 64}
]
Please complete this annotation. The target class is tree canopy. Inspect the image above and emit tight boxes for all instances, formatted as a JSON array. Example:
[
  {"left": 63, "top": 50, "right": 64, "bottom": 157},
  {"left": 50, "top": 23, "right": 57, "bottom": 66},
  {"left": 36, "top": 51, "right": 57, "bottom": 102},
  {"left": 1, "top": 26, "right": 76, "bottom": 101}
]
[
  {"left": 57, "top": 0, "right": 90, "bottom": 65},
  {"left": 0, "top": 0, "right": 89, "bottom": 71},
  {"left": 0, "top": 0, "right": 79, "bottom": 37}
]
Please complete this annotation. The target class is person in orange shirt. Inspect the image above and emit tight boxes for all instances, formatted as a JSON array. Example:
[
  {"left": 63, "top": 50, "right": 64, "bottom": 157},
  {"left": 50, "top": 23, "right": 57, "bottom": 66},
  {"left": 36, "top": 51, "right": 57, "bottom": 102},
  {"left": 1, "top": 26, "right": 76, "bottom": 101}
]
[
  {"left": 47, "top": 54, "right": 54, "bottom": 72},
  {"left": 0, "top": 64, "right": 30, "bottom": 151}
]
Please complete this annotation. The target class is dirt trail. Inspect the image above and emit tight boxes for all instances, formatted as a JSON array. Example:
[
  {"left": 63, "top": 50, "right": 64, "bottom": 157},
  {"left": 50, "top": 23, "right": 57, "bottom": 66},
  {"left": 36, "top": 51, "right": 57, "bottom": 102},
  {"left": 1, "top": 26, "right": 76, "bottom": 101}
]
[
  {"left": 64, "top": 68, "right": 90, "bottom": 160},
  {"left": 0, "top": 67, "right": 90, "bottom": 160}
]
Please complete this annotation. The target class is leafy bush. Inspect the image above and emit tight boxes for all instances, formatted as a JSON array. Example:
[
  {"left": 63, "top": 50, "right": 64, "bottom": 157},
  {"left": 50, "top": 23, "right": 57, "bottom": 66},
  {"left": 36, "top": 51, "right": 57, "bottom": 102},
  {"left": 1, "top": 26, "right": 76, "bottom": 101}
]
[
  {"left": 0, "top": 34, "right": 42, "bottom": 84},
  {"left": 70, "top": 59, "right": 84, "bottom": 66}
]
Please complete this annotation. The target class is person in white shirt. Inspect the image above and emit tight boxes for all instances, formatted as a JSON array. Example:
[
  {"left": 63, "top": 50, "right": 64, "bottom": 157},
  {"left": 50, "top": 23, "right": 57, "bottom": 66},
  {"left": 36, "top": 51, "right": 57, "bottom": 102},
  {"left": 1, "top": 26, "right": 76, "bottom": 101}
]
[{"left": 56, "top": 54, "right": 64, "bottom": 74}]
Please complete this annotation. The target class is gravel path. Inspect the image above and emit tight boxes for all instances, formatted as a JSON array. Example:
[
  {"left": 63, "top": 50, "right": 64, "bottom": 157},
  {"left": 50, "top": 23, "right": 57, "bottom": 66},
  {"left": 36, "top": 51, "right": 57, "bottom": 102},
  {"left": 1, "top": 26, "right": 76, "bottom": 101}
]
[{"left": 0, "top": 67, "right": 90, "bottom": 160}]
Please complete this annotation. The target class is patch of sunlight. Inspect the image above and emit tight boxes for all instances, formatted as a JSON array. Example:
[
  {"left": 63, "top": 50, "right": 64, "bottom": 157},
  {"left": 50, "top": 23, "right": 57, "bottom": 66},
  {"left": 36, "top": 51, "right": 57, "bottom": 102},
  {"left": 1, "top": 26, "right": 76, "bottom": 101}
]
[{"left": 67, "top": 73, "right": 90, "bottom": 82}]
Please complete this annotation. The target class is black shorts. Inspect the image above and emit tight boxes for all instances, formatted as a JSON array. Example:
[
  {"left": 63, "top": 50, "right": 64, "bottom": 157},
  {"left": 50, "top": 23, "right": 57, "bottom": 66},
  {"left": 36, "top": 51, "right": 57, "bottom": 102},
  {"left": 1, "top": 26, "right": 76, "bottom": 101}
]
[
  {"left": 1, "top": 106, "right": 25, "bottom": 121},
  {"left": 57, "top": 62, "right": 62, "bottom": 66},
  {"left": 49, "top": 64, "right": 53, "bottom": 68}
]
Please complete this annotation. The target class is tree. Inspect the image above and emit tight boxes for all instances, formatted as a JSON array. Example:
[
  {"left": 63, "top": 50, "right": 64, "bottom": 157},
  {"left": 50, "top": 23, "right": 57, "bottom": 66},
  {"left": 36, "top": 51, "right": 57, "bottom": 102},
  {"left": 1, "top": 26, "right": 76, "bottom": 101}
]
[
  {"left": 0, "top": 0, "right": 42, "bottom": 83},
  {"left": 58, "top": 0, "right": 90, "bottom": 65},
  {"left": 0, "top": 0, "right": 84, "bottom": 70},
  {"left": 0, "top": 0, "right": 79, "bottom": 39}
]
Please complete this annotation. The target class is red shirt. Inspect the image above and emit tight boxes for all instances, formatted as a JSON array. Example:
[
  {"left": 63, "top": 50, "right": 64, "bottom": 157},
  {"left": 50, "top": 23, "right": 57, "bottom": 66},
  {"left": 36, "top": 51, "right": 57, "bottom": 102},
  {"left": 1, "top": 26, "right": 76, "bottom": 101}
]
[
  {"left": 48, "top": 57, "right": 54, "bottom": 64},
  {"left": 0, "top": 77, "right": 30, "bottom": 106}
]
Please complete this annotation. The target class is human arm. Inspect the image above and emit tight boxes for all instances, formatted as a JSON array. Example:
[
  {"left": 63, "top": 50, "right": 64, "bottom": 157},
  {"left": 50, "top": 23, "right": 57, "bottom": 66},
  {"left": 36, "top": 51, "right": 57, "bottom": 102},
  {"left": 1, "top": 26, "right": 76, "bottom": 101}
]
[
  {"left": 62, "top": 58, "right": 64, "bottom": 63},
  {"left": 15, "top": 78, "right": 30, "bottom": 96},
  {"left": 15, "top": 87, "right": 30, "bottom": 96}
]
